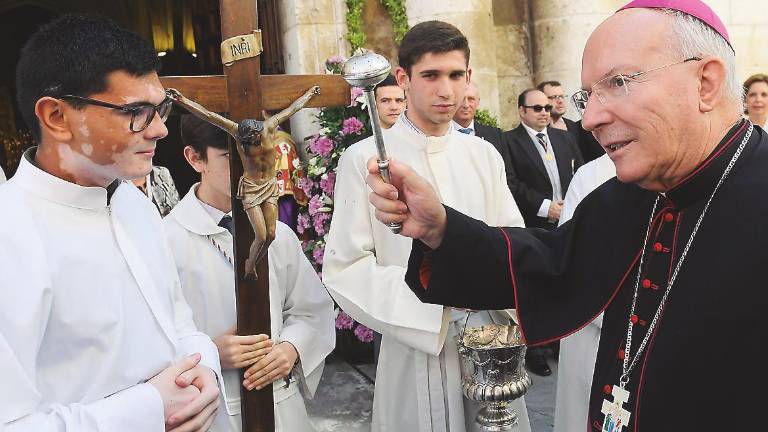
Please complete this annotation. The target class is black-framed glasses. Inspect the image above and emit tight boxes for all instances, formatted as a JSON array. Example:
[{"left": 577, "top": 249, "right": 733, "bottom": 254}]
[
  {"left": 547, "top": 94, "right": 568, "bottom": 101},
  {"left": 59, "top": 91, "right": 173, "bottom": 132},
  {"left": 571, "top": 56, "right": 703, "bottom": 117},
  {"left": 523, "top": 104, "right": 553, "bottom": 113}
]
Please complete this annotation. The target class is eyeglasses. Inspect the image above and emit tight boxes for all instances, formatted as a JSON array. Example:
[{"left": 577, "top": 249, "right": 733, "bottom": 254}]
[
  {"left": 547, "top": 94, "right": 567, "bottom": 101},
  {"left": 522, "top": 104, "right": 553, "bottom": 113},
  {"left": 59, "top": 91, "right": 173, "bottom": 132},
  {"left": 571, "top": 57, "right": 702, "bottom": 117}
]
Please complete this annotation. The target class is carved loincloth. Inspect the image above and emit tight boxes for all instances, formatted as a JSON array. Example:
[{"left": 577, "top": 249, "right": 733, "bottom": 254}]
[{"left": 237, "top": 175, "right": 278, "bottom": 210}]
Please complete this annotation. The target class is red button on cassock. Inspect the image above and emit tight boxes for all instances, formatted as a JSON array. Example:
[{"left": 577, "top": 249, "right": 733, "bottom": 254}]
[
  {"left": 653, "top": 242, "right": 663, "bottom": 252},
  {"left": 642, "top": 279, "right": 652, "bottom": 289},
  {"left": 618, "top": 349, "right": 625, "bottom": 360},
  {"left": 603, "top": 384, "right": 613, "bottom": 395},
  {"left": 631, "top": 314, "right": 639, "bottom": 324},
  {"left": 664, "top": 212, "right": 675, "bottom": 223}
]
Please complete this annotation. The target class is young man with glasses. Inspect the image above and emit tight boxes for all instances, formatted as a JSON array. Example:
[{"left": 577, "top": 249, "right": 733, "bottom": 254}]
[
  {"left": 0, "top": 14, "right": 223, "bottom": 431},
  {"left": 367, "top": 0, "right": 768, "bottom": 429}
]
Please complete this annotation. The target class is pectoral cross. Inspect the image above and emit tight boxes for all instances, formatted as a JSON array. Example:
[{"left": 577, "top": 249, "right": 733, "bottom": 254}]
[
  {"left": 601, "top": 385, "right": 631, "bottom": 432},
  {"left": 160, "top": 1, "right": 349, "bottom": 430}
]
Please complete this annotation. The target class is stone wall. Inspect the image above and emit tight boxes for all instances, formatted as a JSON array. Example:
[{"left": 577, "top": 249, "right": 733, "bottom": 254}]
[{"left": 277, "top": 0, "right": 768, "bottom": 136}]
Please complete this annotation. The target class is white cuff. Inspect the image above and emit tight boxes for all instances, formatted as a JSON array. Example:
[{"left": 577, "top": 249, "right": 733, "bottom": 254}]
[{"left": 537, "top": 199, "right": 552, "bottom": 218}]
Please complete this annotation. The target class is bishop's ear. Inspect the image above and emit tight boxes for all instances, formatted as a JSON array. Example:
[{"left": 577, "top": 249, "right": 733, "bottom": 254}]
[
  {"left": 35, "top": 97, "right": 74, "bottom": 142},
  {"left": 697, "top": 56, "right": 728, "bottom": 113}
]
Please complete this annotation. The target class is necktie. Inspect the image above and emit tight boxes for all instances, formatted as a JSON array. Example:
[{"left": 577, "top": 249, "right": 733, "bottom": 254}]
[
  {"left": 536, "top": 133, "right": 548, "bottom": 151},
  {"left": 218, "top": 215, "right": 234, "bottom": 235},
  {"left": 458, "top": 127, "right": 473, "bottom": 134}
]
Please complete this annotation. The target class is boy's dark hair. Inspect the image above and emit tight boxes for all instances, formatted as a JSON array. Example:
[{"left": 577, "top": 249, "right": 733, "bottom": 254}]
[
  {"left": 16, "top": 14, "right": 161, "bottom": 142},
  {"left": 180, "top": 114, "right": 229, "bottom": 161},
  {"left": 518, "top": 88, "right": 538, "bottom": 108},
  {"left": 537, "top": 81, "right": 562, "bottom": 92},
  {"left": 398, "top": 21, "right": 469, "bottom": 76},
  {"left": 374, "top": 74, "right": 403, "bottom": 97}
]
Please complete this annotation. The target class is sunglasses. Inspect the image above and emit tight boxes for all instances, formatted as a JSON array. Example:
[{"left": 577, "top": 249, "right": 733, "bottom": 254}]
[
  {"left": 59, "top": 92, "right": 173, "bottom": 133},
  {"left": 522, "top": 104, "right": 553, "bottom": 113}
]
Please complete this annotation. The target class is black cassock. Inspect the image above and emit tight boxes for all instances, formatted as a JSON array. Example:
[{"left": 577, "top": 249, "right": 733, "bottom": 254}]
[{"left": 406, "top": 120, "right": 767, "bottom": 431}]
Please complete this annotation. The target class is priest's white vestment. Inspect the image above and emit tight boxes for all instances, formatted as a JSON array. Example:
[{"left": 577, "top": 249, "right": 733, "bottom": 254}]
[
  {"left": 554, "top": 153, "right": 615, "bottom": 432},
  {"left": 323, "top": 116, "right": 531, "bottom": 432},
  {"left": 0, "top": 149, "right": 223, "bottom": 431},
  {"left": 163, "top": 186, "right": 335, "bottom": 432}
]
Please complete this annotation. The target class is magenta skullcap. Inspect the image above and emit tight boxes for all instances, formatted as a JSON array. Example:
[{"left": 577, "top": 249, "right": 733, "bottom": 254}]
[{"left": 618, "top": 0, "right": 733, "bottom": 51}]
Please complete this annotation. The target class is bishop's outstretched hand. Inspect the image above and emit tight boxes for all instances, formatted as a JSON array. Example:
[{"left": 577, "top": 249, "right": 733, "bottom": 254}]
[{"left": 366, "top": 157, "right": 447, "bottom": 249}]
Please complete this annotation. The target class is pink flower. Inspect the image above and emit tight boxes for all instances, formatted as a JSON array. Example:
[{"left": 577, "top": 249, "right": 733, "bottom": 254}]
[
  {"left": 308, "top": 194, "right": 323, "bottom": 216},
  {"left": 310, "top": 136, "right": 334, "bottom": 157},
  {"left": 350, "top": 87, "right": 364, "bottom": 105},
  {"left": 320, "top": 172, "right": 336, "bottom": 196},
  {"left": 312, "top": 243, "right": 325, "bottom": 265},
  {"left": 298, "top": 176, "right": 315, "bottom": 195},
  {"left": 335, "top": 311, "right": 355, "bottom": 330},
  {"left": 341, "top": 117, "right": 364, "bottom": 136},
  {"left": 297, "top": 213, "right": 311, "bottom": 234},
  {"left": 354, "top": 324, "right": 374, "bottom": 343},
  {"left": 313, "top": 212, "right": 331, "bottom": 236}
]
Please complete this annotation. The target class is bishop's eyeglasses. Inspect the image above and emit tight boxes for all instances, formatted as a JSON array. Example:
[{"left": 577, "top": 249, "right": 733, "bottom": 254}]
[
  {"left": 59, "top": 91, "right": 173, "bottom": 132},
  {"left": 571, "top": 56, "right": 702, "bottom": 117}
]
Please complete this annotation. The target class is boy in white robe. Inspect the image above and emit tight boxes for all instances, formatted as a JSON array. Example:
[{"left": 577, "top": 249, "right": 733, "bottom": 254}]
[
  {"left": 323, "top": 21, "right": 532, "bottom": 432},
  {"left": 0, "top": 14, "right": 222, "bottom": 431},
  {"left": 163, "top": 114, "right": 335, "bottom": 431}
]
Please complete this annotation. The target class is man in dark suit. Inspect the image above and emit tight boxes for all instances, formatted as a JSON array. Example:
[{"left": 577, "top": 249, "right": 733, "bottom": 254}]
[
  {"left": 453, "top": 82, "right": 505, "bottom": 154},
  {"left": 538, "top": 80, "right": 604, "bottom": 162},
  {"left": 502, "top": 88, "right": 584, "bottom": 377},
  {"left": 503, "top": 88, "right": 584, "bottom": 230}
]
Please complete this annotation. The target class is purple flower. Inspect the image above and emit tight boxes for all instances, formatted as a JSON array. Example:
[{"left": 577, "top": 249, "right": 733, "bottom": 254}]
[
  {"left": 335, "top": 311, "right": 355, "bottom": 330},
  {"left": 297, "top": 213, "right": 311, "bottom": 234},
  {"left": 354, "top": 324, "right": 374, "bottom": 343},
  {"left": 320, "top": 172, "right": 336, "bottom": 196},
  {"left": 308, "top": 194, "right": 323, "bottom": 216},
  {"left": 341, "top": 117, "right": 365, "bottom": 136},
  {"left": 298, "top": 176, "right": 315, "bottom": 195},
  {"left": 312, "top": 244, "right": 325, "bottom": 265},
  {"left": 313, "top": 212, "right": 331, "bottom": 237},
  {"left": 310, "top": 136, "right": 334, "bottom": 157},
  {"left": 350, "top": 87, "right": 364, "bottom": 105}
]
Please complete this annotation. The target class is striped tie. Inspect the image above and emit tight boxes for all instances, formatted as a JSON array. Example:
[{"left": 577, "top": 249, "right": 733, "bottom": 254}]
[{"left": 536, "top": 133, "right": 548, "bottom": 151}]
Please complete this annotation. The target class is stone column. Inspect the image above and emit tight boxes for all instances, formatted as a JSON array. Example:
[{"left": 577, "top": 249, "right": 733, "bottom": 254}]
[
  {"left": 529, "top": 0, "right": 622, "bottom": 120},
  {"left": 278, "top": 0, "right": 348, "bottom": 154}
]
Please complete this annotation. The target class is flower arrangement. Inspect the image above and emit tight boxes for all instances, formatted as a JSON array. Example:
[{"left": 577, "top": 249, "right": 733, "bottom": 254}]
[{"left": 294, "top": 55, "right": 374, "bottom": 345}]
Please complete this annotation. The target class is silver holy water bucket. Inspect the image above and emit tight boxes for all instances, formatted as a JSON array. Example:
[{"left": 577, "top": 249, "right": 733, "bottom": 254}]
[{"left": 457, "top": 320, "right": 532, "bottom": 431}]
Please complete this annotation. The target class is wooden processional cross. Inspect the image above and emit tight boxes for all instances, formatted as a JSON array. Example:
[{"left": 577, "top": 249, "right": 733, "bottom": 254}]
[{"left": 160, "top": 1, "right": 349, "bottom": 431}]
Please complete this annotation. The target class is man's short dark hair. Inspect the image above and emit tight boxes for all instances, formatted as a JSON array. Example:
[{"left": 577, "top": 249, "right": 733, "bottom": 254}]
[
  {"left": 537, "top": 81, "right": 562, "bottom": 92},
  {"left": 398, "top": 21, "right": 469, "bottom": 76},
  {"left": 16, "top": 14, "right": 161, "bottom": 142},
  {"left": 518, "top": 88, "right": 538, "bottom": 108},
  {"left": 180, "top": 114, "right": 229, "bottom": 161},
  {"left": 374, "top": 74, "right": 403, "bottom": 97}
]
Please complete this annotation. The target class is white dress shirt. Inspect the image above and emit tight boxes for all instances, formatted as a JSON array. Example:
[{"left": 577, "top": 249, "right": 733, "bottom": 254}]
[{"left": 521, "top": 122, "right": 563, "bottom": 217}]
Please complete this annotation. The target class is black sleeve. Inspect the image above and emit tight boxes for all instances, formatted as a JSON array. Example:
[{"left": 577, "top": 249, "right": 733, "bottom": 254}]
[{"left": 405, "top": 182, "right": 650, "bottom": 344}]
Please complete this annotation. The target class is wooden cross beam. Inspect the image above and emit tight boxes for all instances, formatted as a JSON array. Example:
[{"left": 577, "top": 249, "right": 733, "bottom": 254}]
[{"left": 160, "top": 1, "right": 349, "bottom": 431}]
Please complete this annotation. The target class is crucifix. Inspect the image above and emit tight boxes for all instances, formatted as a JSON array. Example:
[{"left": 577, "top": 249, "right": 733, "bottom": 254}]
[
  {"left": 159, "top": 1, "right": 349, "bottom": 431},
  {"left": 601, "top": 385, "right": 631, "bottom": 432}
]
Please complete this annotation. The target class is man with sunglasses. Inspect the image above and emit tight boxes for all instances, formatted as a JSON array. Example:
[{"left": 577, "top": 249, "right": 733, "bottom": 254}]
[
  {"left": 501, "top": 89, "right": 584, "bottom": 376},
  {"left": 0, "top": 14, "right": 223, "bottom": 431},
  {"left": 366, "top": 0, "right": 767, "bottom": 429}
]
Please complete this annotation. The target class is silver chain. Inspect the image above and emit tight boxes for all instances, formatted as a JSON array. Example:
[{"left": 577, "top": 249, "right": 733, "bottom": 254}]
[
  {"left": 619, "top": 122, "right": 753, "bottom": 388},
  {"left": 207, "top": 235, "right": 234, "bottom": 267}
]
